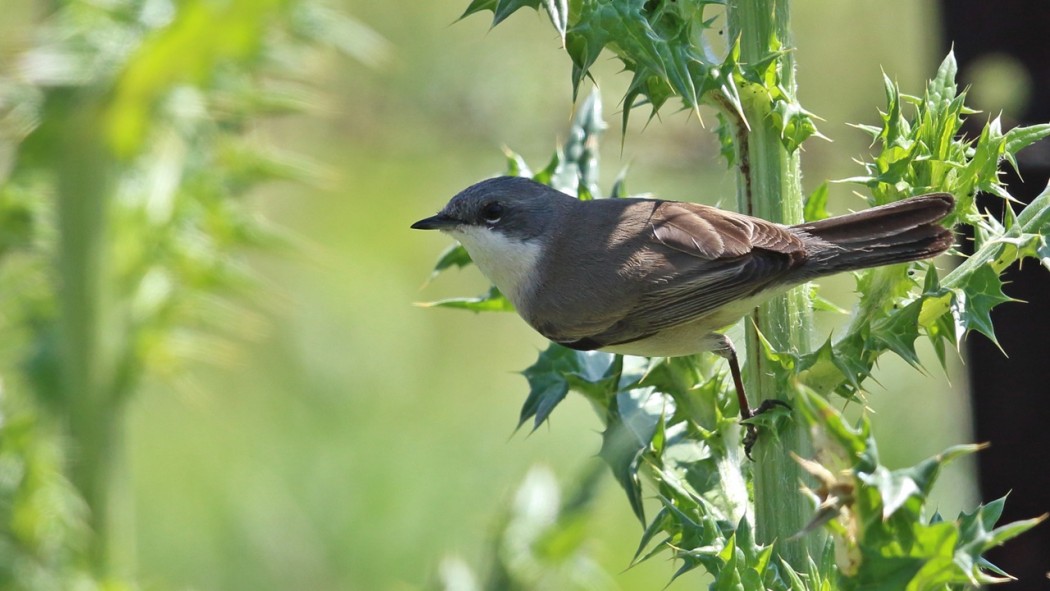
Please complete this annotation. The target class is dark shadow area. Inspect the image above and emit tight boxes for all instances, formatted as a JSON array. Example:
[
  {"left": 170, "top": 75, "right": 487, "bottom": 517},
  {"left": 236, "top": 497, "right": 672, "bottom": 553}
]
[{"left": 940, "top": 2, "right": 1050, "bottom": 587}]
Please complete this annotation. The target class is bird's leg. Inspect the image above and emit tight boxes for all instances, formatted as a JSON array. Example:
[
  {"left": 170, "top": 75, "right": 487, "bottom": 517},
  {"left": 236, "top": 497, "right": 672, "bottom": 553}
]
[
  {"left": 720, "top": 337, "right": 753, "bottom": 419},
  {"left": 711, "top": 334, "right": 790, "bottom": 459}
]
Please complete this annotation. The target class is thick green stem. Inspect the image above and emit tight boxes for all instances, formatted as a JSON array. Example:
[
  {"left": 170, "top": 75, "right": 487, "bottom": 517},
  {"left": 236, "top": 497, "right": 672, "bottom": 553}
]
[
  {"left": 726, "top": 0, "right": 820, "bottom": 568},
  {"left": 53, "top": 93, "right": 131, "bottom": 579}
]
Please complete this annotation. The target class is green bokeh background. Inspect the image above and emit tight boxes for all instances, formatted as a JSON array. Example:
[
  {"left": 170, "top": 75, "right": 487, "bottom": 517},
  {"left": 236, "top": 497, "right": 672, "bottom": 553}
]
[{"left": 6, "top": 2, "right": 987, "bottom": 589}]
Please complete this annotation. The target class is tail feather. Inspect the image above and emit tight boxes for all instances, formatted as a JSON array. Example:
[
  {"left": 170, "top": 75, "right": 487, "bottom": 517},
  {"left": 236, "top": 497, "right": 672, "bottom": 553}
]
[{"left": 792, "top": 193, "right": 955, "bottom": 276}]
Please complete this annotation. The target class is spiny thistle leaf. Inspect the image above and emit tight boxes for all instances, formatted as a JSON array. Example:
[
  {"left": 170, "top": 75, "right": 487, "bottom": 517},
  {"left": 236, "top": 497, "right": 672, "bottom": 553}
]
[
  {"left": 769, "top": 95, "right": 822, "bottom": 153},
  {"left": 803, "top": 51, "right": 1050, "bottom": 398},
  {"left": 632, "top": 506, "right": 673, "bottom": 565},
  {"left": 466, "top": 0, "right": 746, "bottom": 135},
  {"left": 493, "top": 0, "right": 544, "bottom": 25},
  {"left": 795, "top": 386, "right": 1044, "bottom": 588},
  {"left": 869, "top": 297, "right": 924, "bottom": 369},
  {"left": 947, "top": 265, "right": 1014, "bottom": 348},
  {"left": 461, "top": 0, "right": 567, "bottom": 41},
  {"left": 1003, "top": 122, "right": 1050, "bottom": 173},
  {"left": 460, "top": 0, "right": 498, "bottom": 20},
  {"left": 926, "top": 47, "right": 958, "bottom": 110},
  {"left": 519, "top": 343, "right": 619, "bottom": 430}
]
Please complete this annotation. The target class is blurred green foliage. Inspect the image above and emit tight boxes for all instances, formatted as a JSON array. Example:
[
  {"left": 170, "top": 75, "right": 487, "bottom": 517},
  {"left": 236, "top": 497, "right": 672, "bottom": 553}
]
[
  {"left": 1, "top": 0, "right": 383, "bottom": 587},
  {"left": 0, "top": 0, "right": 1017, "bottom": 590}
]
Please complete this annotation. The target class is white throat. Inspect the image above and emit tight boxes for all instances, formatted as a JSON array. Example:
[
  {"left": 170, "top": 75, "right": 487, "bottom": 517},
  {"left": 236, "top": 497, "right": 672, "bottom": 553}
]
[{"left": 448, "top": 226, "right": 542, "bottom": 307}]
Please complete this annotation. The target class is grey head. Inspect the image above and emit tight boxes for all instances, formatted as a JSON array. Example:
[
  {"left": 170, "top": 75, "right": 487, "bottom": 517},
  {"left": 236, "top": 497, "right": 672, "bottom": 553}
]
[{"left": 410, "top": 176, "right": 576, "bottom": 243}]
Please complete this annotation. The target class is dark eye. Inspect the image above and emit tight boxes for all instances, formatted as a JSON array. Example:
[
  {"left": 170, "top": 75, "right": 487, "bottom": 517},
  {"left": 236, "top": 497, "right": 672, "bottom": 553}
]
[{"left": 481, "top": 202, "right": 503, "bottom": 223}]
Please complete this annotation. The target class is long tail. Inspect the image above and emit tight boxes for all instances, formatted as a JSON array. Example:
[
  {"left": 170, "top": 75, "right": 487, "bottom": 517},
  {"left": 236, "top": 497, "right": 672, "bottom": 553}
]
[{"left": 792, "top": 193, "right": 955, "bottom": 275}]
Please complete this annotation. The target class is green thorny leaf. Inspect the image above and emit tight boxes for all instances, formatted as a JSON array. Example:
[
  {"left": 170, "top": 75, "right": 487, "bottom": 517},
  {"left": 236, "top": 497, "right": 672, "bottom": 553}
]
[
  {"left": 576, "top": 1, "right": 745, "bottom": 131},
  {"left": 518, "top": 343, "right": 782, "bottom": 585},
  {"left": 515, "top": 344, "right": 658, "bottom": 524},
  {"left": 518, "top": 343, "right": 622, "bottom": 431},
  {"left": 466, "top": 0, "right": 822, "bottom": 153},
  {"left": 461, "top": 0, "right": 569, "bottom": 42},
  {"left": 418, "top": 87, "right": 607, "bottom": 311},
  {"left": 799, "top": 51, "right": 1050, "bottom": 398},
  {"left": 843, "top": 51, "right": 1050, "bottom": 219},
  {"left": 613, "top": 358, "right": 785, "bottom": 580},
  {"left": 793, "top": 386, "right": 1047, "bottom": 589},
  {"left": 416, "top": 286, "right": 515, "bottom": 313}
]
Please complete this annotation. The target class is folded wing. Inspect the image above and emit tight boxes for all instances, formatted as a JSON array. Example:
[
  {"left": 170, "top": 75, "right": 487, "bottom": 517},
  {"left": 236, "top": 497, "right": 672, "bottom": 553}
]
[{"left": 558, "top": 201, "right": 808, "bottom": 349}]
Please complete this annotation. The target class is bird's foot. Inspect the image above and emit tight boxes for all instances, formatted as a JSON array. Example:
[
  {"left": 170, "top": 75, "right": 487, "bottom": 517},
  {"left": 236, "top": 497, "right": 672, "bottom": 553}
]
[
  {"left": 742, "top": 399, "right": 792, "bottom": 460},
  {"left": 710, "top": 334, "right": 792, "bottom": 460}
]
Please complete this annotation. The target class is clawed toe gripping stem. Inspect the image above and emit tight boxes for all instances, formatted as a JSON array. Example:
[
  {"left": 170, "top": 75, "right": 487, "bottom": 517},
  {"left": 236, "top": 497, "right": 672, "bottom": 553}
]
[{"left": 714, "top": 335, "right": 791, "bottom": 460}]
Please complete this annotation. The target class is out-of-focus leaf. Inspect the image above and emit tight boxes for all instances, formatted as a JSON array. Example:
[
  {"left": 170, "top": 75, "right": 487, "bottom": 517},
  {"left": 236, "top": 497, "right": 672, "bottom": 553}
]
[
  {"left": 810, "top": 291, "right": 848, "bottom": 315},
  {"left": 2, "top": 1, "right": 381, "bottom": 587},
  {"left": 426, "top": 243, "right": 472, "bottom": 282},
  {"left": 0, "top": 410, "right": 93, "bottom": 586},
  {"left": 609, "top": 167, "right": 630, "bottom": 199},
  {"left": 503, "top": 146, "right": 533, "bottom": 177},
  {"left": 715, "top": 111, "right": 737, "bottom": 167},
  {"left": 803, "top": 182, "right": 830, "bottom": 222},
  {"left": 472, "top": 464, "right": 617, "bottom": 590},
  {"left": 417, "top": 286, "right": 515, "bottom": 313},
  {"left": 107, "top": 0, "right": 289, "bottom": 157},
  {"left": 290, "top": 2, "right": 390, "bottom": 66},
  {"left": 552, "top": 87, "right": 606, "bottom": 196},
  {"left": 434, "top": 556, "right": 480, "bottom": 591}
]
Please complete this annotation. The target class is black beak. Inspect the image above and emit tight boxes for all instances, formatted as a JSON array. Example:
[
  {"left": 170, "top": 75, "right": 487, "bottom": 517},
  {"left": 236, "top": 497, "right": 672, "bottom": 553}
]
[{"left": 411, "top": 213, "right": 458, "bottom": 230}]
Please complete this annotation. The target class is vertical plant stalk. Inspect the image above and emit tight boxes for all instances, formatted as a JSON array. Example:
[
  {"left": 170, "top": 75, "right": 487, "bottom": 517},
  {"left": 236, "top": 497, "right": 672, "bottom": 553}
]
[
  {"left": 725, "top": 0, "right": 819, "bottom": 568},
  {"left": 53, "top": 94, "right": 130, "bottom": 579}
]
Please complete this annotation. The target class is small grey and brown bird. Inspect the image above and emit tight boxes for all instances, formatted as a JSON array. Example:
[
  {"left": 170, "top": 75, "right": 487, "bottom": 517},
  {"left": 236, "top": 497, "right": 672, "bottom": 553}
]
[{"left": 413, "top": 176, "right": 954, "bottom": 452}]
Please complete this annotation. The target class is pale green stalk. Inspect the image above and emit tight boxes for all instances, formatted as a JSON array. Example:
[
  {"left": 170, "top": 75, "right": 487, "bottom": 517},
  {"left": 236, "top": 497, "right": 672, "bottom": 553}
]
[
  {"left": 54, "top": 97, "right": 131, "bottom": 579},
  {"left": 725, "top": 0, "right": 820, "bottom": 569}
]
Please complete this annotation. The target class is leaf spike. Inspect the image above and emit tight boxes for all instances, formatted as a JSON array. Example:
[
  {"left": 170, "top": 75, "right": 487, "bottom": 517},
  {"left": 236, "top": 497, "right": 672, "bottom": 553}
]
[
  {"left": 458, "top": 0, "right": 497, "bottom": 22},
  {"left": 491, "top": 0, "right": 520, "bottom": 26}
]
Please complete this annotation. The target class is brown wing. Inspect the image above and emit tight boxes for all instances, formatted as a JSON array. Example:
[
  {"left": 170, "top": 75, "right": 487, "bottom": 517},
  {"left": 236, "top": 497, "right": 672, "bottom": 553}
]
[
  {"left": 556, "top": 201, "right": 809, "bottom": 349},
  {"left": 651, "top": 202, "right": 755, "bottom": 258},
  {"left": 652, "top": 202, "right": 807, "bottom": 259}
]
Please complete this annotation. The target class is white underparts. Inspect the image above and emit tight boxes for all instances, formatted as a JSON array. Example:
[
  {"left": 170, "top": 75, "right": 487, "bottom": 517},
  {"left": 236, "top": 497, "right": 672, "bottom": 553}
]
[
  {"left": 598, "top": 291, "right": 784, "bottom": 357},
  {"left": 448, "top": 226, "right": 542, "bottom": 308}
]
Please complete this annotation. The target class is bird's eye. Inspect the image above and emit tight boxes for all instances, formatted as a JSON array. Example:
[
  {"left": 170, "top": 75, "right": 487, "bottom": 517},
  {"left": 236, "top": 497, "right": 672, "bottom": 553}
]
[{"left": 481, "top": 202, "right": 503, "bottom": 223}]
